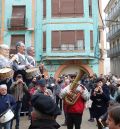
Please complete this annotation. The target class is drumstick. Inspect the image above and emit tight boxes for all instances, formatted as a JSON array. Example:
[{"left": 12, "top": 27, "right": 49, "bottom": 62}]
[{"left": 99, "top": 121, "right": 105, "bottom": 128}]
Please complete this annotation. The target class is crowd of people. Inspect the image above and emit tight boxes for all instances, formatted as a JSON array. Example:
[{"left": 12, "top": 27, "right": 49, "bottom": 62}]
[{"left": 0, "top": 42, "right": 120, "bottom": 129}]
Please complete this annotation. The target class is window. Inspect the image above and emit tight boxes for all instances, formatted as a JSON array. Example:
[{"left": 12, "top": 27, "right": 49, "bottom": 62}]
[
  {"left": 52, "top": 0, "right": 84, "bottom": 17},
  {"left": 76, "top": 30, "right": 84, "bottom": 50},
  {"left": 11, "top": 6, "right": 26, "bottom": 28},
  {"left": 52, "top": 31, "right": 60, "bottom": 50},
  {"left": 10, "top": 35, "right": 25, "bottom": 54},
  {"left": 52, "top": 30, "right": 84, "bottom": 51},
  {"left": 89, "top": 0, "right": 92, "bottom": 17},
  {"left": 90, "top": 31, "right": 93, "bottom": 50}
]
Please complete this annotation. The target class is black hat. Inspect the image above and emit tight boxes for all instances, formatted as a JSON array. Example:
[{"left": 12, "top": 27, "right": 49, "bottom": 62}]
[
  {"left": 36, "top": 78, "right": 46, "bottom": 87},
  {"left": 31, "top": 93, "right": 61, "bottom": 116}
]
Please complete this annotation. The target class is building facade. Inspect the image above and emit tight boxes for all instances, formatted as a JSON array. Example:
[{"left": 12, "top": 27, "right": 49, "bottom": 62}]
[
  {"left": 105, "top": 0, "right": 120, "bottom": 76},
  {"left": 0, "top": 0, "right": 104, "bottom": 78}
]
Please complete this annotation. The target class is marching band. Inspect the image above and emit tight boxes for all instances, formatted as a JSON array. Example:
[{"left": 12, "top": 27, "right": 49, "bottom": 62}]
[{"left": 0, "top": 42, "right": 44, "bottom": 129}]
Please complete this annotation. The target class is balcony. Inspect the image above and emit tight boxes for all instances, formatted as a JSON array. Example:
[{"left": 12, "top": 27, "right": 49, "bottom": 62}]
[
  {"left": 106, "top": 1, "right": 120, "bottom": 26},
  {"left": 106, "top": 24, "right": 120, "bottom": 42},
  {"left": 7, "top": 17, "right": 28, "bottom": 30},
  {"left": 107, "top": 45, "right": 120, "bottom": 58}
]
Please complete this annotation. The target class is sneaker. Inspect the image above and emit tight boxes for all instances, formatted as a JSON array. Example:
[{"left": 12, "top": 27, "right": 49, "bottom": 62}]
[{"left": 88, "top": 118, "right": 94, "bottom": 122}]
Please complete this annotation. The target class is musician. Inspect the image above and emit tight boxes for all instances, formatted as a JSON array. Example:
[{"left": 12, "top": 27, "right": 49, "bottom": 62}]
[
  {"left": 0, "top": 84, "right": 16, "bottom": 129},
  {"left": 0, "top": 44, "right": 12, "bottom": 68},
  {"left": 61, "top": 81, "right": 89, "bottom": 129},
  {"left": 26, "top": 46, "right": 36, "bottom": 67},
  {"left": 90, "top": 78, "right": 110, "bottom": 129},
  {"left": 12, "top": 41, "right": 33, "bottom": 81},
  {"left": 0, "top": 44, "right": 13, "bottom": 93},
  {"left": 10, "top": 74, "right": 28, "bottom": 129}
]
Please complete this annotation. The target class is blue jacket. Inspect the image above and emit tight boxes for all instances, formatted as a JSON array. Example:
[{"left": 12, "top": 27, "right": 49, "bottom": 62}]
[{"left": 0, "top": 94, "right": 16, "bottom": 115}]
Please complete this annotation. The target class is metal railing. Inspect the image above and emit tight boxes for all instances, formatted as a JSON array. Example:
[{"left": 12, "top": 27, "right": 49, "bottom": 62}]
[
  {"left": 106, "top": 24, "right": 120, "bottom": 41},
  {"left": 107, "top": 45, "right": 120, "bottom": 58},
  {"left": 106, "top": 1, "right": 120, "bottom": 23},
  {"left": 7, "top": 17, "right": 28, "bottom": 30}
]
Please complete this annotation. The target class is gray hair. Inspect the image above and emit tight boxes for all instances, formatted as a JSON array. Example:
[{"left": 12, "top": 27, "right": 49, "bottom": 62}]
[
  {"left": 16, "top": 41, "right": 25, "bottom": 47},
  {"left": 16, "top": 41, "right": 25, "bottom": 51},
  {"left": 26, "top": 46, "right": 33, "bottom": 54},
  {"left": 0, "top": 44, "right": 9, "bottom": 50}
]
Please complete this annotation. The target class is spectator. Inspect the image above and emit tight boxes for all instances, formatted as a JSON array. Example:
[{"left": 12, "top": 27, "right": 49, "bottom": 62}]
[
  {"left": 29, "top": 93, "right": 61, "bottom": 129},
  {"left": 10, "top": 74, "right": 28, "bottom": 129},
  {"left": 106, "top": 105, "right": 120, "bottom": 129}
]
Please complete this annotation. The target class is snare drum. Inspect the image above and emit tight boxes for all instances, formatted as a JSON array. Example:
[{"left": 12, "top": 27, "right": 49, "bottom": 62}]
[
  {"left": 0, "top": 68, "right": 14, "bottom": 80},
  {"left": 0, "top": 109, "right": 14, "bottom": 123},
  {"left": 26, "top": 67, "right": 40, "bottom": 79}
]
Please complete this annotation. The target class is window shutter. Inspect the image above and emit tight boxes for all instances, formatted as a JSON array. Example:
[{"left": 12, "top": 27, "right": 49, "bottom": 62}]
[
  {"left": 60, "top": 0, "right": 74, "bottom": 17},
  {"left": 75, "top": 0, "right": 84, "bottom": 16},
  {"left": 43, "top": 0, "right": 46, "bottom": 18},
  {"left": 90, "top": 31, "right": 93, "bottom": 50},
  {"left": 11, "top": 6, "right": 26, "bottom": 27},
  {"left": 12, "top": 6, "right": 25, "bottom": 18},
  {"left": 52, "top": 31, "right": 60, "bottom": 49},
  {"left": 43, "top": 32, "right": 46, "bottom": 51},
  {"left": 52, "top": 0, "right": 60, "bottom": 17},
  {"left": 10, "top": 35, "right": 25, "bottom": 54},
  {"left": 61, "top": 31, "right": 75, "bottom": 44},
  {"left": 76, "top": 30, "right": 84, "bottom": 50}
]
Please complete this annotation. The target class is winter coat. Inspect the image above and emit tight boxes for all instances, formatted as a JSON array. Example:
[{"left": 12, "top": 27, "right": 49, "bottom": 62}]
[{"left": 28, "top": 119, "right": 60, "bottom": 129}]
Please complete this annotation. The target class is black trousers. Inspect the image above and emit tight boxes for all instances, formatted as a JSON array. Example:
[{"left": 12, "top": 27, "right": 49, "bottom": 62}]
[
  {"left": 56, "top": 95, "right": 62, "bottom": 111},
  {"left": 66, "top": 113, "right": 83, "bottom": 129}
]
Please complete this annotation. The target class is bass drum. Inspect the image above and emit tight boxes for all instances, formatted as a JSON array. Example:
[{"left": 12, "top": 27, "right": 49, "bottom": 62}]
[
  {"left": 0, "top": 109, "right": 14, "bottom": 123},
  {"left": 0, "top": 68, "right": 14, "bottom": 80},
  {"left": 25, "top": 67, "right": 40, "bottom": 79}
]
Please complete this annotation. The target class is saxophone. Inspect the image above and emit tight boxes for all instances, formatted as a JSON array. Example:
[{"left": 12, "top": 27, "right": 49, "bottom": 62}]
[{"left": 64, "top": 69, "right": 82, "bottom": 105}]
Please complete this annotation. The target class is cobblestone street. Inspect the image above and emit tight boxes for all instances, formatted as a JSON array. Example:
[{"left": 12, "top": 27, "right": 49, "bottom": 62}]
[{"left": 13, "top": 109, "right": 97, "bottom": 129}]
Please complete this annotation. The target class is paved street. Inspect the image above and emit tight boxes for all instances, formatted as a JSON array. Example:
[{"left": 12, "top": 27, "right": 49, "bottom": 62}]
[{"left": 12, "top": 109, "right": 97, "bottom": 129}]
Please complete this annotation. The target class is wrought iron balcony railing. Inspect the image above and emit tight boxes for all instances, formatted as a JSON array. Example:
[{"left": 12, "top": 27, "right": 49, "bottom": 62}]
[
  {"left": 107, "top": 45, "right": 120, "bottom": 58},
  {"left": 106, "top": 0, "right": 120, "bottom": 26},
  {"left": 7, "top": 17, "right": 28, "bottom": 30}
]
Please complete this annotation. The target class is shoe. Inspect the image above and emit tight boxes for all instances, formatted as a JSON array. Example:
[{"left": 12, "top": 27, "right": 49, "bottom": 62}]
[
  {"left": 88, "top": 118, "right": 94, "bottom": 122},
  {"left": 61, "top": 123, "right": 67, "bottom": 126}
]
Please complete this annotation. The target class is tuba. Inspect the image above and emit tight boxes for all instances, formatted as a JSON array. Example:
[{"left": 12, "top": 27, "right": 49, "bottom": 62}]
[{"left": 64, "top": 69, "right": 82, "bottom": 105}]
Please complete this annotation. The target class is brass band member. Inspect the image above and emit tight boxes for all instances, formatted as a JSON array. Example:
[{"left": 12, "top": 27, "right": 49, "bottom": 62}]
[{"left": 61, "top": 80, "right": 89, "bottom": 129}]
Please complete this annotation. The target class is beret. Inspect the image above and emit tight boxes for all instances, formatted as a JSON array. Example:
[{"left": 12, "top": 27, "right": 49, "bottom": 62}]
[
  {"left": 31, "top": 93, "right": 61, "bottom": 116},
  {"left": 36, "top": 79, "right": 46, "bottom": 87}
]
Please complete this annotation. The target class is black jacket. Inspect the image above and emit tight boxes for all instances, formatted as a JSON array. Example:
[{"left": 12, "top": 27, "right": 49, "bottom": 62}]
[{"left": 28, "top": 119, "right": 60, "bottom": 129}]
